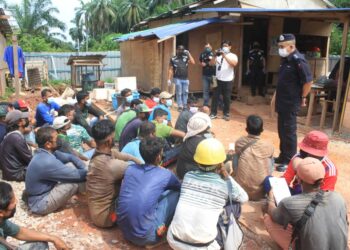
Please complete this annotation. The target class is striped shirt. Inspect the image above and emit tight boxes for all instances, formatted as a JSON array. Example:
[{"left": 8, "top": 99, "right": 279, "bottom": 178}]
[
  {"left": 168, "top": 171, "right": 248, "bottom": 244},
  {"left": 283, "top": 154, "right": 337, "bottom": 191}
]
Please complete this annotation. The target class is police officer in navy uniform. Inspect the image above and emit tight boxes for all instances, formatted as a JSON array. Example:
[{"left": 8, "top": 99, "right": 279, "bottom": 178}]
[
  {"left": 275, "top": 34, "right": 313, "bottom": 171},
  {"left": 247, "top": 41, "right": 266, "bottom": 96},
  {"left": 168, "top": 45, "right": 195, "bottom": 112}
]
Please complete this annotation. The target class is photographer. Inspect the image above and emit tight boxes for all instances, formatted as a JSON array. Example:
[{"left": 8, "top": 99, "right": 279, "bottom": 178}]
[
  {"left": 210, "top": 40, "right": 238, "bottom": 121},
  {"left": 168, "top": 45, "right": 195, "bottom": 112},
  {"left": 199, "top": 43, "right": 215, "bottom": 106}
]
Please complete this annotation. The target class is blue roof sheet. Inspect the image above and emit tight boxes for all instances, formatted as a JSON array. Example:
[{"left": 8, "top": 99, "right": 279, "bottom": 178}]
[
  {"left": 116, "top": 18, "right": 236, "bottom": 42},
  {"left": 195, "top": 7, "right": 350, "bottom": 13}
]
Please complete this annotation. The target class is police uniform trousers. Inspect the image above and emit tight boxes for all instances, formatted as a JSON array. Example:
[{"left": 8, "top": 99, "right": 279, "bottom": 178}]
[{"left": 277, "top": 111, "right": 297, "bottom": 163}]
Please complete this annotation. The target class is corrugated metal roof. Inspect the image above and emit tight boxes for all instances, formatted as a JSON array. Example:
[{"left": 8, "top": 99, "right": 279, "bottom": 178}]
[
  {"left": 116, "top": 18, "right": 237, "bottom": 42},
  {"left": 195, "top": 7, "right": 350, "bottom": 14}
]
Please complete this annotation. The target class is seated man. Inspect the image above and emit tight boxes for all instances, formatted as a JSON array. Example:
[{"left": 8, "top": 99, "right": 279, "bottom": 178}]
[
  {"left": 176, "top": 112, "right": 213, "bottom": 180},
  {"left": 116, "top": 88, "right": 133, "bottom": 116},
  {"left": 58, "top": 104, "right": 96, "bottom": 159},
  {"left": 122, "top": 121, "right": 156, "bottom": 164},
  {"left": 114, "top": 99, "right": 142, "bottom": 142},
  {"left": 283, "top": 130, "right": 337, "bottom": 194},
  {"left": 152, "top": 108, "right": 185, "bottom": 140},
  {"left": 87, "top": 120, "right": 142, "bottom": 228},
  {"left": 144, "top": 87, "right": 161, "bottom": 109},
  {"left": 234, "top": 115, "right": 274, "bottom": 201},
  {"left": 0, "top": 182, "right": 68, "bottom": 250},
  {"left": 74, "top": 91, "right": 104, "bottom": 136},
  {"left": 35, "top": 89, "right": 60, "bottom": 127},
  {"left": 167, "top": 138, "right": 248, "bottom": 249},
  {"left": 119, "top": 103, "right": 151, "bottom": 150},
  {"left": 25, "top": 127, "right": 87, "bottom": 215},
  {"left": 264, "top": 157, "right": 348, "bottom": 250},
  {"left": 174, "top": 97, "right": 199, "bottom": 134},
  {"left": 148, "top": 91, "right": 173, "bottom": 126},
  {"left": 0, "top": 103, "right": 7, "bottom": 143},
  {"left": 0, "top": 110, "right": 32, "bottom": 181},
  {"left": 117, "top": 137, "right": 181, "bottom": 247}
]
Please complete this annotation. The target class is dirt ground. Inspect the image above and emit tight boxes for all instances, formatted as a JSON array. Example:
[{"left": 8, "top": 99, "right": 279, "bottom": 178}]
[{"left": 5, "top": 90, "right": 350, "bottom": 249}]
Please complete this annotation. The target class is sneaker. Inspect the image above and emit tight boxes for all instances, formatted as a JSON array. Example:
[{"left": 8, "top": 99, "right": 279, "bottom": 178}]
[
  {"left": 156, "top": 224, "right": 167, "bottom": 237},
  {"left": 224, "top": 115, "right": 230, "bottom": 121},
  {"left": 276, "top": 164, "right": 288, "bottom": 172},
  {"left": 209, "top": 114, "right": 217, "bottom": 119},
  {"left": 177, "top": 107, "right": 183, "bottom": 112}
]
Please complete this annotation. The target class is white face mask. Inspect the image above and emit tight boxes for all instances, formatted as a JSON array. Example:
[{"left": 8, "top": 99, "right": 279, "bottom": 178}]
[
  {"left": 189, "top": 107, "right": 198, "bottom": 114},
  {"left": 86, "top": 99, "right": 92, "bottom": 107},
  {"left": 162, "top": 120, "right": 168, "bottom": 125},
  {"left": 279, "top": 48, "right": 290, "bottom": 58},
  {"left": 222, "top": 47, "right": 230, "bottom": 54},
  {"left": 166, "top": 99, "right": 173, "bottom": 107},
  {"left": 153, "top": 97, "right": 160, "bottom": 103},
  {"left": 47, "top": 97, "right": 55, "bottom": 104}
]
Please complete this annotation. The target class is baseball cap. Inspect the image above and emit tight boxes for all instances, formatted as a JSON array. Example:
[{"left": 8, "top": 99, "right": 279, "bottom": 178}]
[
  {"left": 53, "top": 116, "right": 71, "bottom": 129},
  {"left": 136, "top": 103, "right": 152, "bottom": 113},
  {"left": 13, "top": 99, "right": 29, "bottom": 111},
  {"left": 184, "top": 112, "right": 212, "bottom": 141},
  {"left": 299, "top": 131, "right": 329, "bottom": 157},
  {"left": 159, "top": 91, "right": 172, "bottom": 99},
  {"left": 277, "top": 33, "right": 296, "bottom": 43},
  {"left": 296, "top": 157, "right": 325, "bottom": 185},
  {"left": 5, "top": 110, "right": 29, "bottom": 125}
]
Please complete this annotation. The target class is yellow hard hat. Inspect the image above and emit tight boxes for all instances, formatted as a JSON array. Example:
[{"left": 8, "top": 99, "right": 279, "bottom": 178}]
[{"left": 194, "top": 138, "right": 226, "bottom": 165}]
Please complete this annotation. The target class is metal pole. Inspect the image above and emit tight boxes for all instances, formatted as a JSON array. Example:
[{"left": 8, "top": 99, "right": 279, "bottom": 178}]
[
  {"left": 332, "top": 19, "right": 349, "bottom": 132},
  {"left": 12, "top": 35, "right": 20, "bottom": 98}
]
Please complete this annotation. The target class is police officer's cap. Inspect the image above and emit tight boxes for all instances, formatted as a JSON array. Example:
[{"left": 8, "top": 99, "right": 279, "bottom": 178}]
[{"left": 278, "top": 33, "right": 295, "bottom": 43}]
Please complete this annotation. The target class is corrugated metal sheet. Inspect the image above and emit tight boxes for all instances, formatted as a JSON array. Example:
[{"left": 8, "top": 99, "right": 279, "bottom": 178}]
[
  {"left": 195, "top": 7, "right": 350, "bottom": 13},
  {"left": 117, "top": 18, "right": 237, "bottom": 42}
]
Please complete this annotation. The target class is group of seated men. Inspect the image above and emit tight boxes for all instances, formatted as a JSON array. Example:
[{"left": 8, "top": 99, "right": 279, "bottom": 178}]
[{"left": 0, "top": 86, "right": 348, "bottom": 250}]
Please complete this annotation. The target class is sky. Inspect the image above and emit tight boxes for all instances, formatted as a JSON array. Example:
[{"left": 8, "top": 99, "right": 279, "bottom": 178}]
[{"left": 10, "top": 0, "right": 84, "bottom": 42}]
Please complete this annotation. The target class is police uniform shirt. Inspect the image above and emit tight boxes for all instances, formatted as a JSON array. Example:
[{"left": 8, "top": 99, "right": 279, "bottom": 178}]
[
  {"left": 199, "top": 51, "right": 215, "bottom": 76},
  {"left": 276, "top": 50, "right": 313, "bottom": 113},
  {"left": 248, "top": 49, "right": 264, "bottom": 71},
  {"left": 170, "top": 55, "right": 189, "bottom": 80}
]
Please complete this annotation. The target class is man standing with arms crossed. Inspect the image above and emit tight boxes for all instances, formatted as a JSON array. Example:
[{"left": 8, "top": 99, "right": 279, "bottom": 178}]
[{"left": 275, "top": 34, "right": 313, "bottom": 171}]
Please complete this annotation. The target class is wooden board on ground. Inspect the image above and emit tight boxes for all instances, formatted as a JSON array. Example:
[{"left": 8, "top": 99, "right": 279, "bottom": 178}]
[{"left": 93, "top": 100, "right": 117, "bottom": 123}]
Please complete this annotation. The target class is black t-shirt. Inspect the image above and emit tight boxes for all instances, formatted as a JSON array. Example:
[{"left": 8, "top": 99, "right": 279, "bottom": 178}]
[
  {"left": 170, "top": 55, "right": 189, "bottom": 79},
  {"left": 199, "top": 51, "right": 215, "bottom": 76},
  {"left": 248, "top": 49, "right": 264, "bottom": 71}
]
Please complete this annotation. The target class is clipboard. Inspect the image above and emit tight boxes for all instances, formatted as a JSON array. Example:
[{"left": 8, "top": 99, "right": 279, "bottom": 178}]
[{"left": 269, "top": 177, "right": 291, "bottom": 205}]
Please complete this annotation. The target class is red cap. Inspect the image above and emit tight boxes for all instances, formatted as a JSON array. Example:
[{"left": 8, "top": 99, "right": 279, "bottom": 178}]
[
  {"left": 13, "top": 99, "right": 29, "bottom": 111},
  {"left": 299, "top": 131, "right": 328, "bottom": 157}
]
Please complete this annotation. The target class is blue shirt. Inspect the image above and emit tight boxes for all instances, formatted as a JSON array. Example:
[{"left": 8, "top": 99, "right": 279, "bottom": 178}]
[
  {"left": 35, "top": 102, "right": 61, "bottom": 126},
  {"left": 3, "top": 46, "right": 25, "bottom": 76},
  {"left": 148, "top": 104, "right": 171, "bottom": 121},
  {"left": 26, "top": 149, "right": 87, "bottom": 207},
  {"left": 121, "top": 139, "right": 144, "bottom": 164},
  {"left": 117, "top": 164, "right": 180, "bottom": 240}
]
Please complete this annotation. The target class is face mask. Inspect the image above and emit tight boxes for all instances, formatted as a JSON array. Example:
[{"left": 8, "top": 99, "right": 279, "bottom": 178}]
[
  {"left": 162, "top": 120, "right": 168, "bottom": 125},
  {"left": 222, "top": 47, "right": 230, "bottom": 54},
  {"left": 279, "top": 48, "right": 290, "bottom": 58},
  {"left": 189, "top": 107, "right": 199, "bottom": 114},
  {"left": 47, "top": 97, "right": 54, "bottom": 104},
  {"left": 126, "top": 95, "right": 133, "bottom": 103},
  {"left": 166, "top": 99, "right": 173, "bottom": 107},
  {"left": 153, "top": 97, "right": 160, "bottom": 103},
  {"left": 85, "top": 99, "right": 92, "bottom": 107},
  {"left": 205, "top": 47, "right": 211, "bottom": 53}
]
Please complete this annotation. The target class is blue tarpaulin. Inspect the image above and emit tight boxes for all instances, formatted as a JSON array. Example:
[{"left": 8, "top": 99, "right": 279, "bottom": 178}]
[{"left": 116, "top": 18, "right": 237, "bottom": 42}]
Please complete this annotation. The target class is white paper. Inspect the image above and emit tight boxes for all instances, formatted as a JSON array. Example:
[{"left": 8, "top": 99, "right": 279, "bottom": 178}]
[
  {"left": 229, "top": 143, "right": 235, "bottom": 151},
  {"left": 269, "top": 177, "right": 291, "bottom": 205}
]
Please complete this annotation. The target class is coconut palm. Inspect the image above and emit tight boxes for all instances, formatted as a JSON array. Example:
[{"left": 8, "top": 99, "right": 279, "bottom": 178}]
[
  {"left": 9, "top": 0, "right": 65, "bottom": 38},
  {"left": 119, "top": 0, "right": 147, "bottom": 31}
]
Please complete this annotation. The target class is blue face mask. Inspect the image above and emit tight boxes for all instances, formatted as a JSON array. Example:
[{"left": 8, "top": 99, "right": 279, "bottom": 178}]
[
  {"left": 47, "top": 97, "right": 55, "bottom": 104},
  {"left": 126, "top": 95, "right": 133, "bottom": 103},
  {"left": 205, "top": 47, "right": 211, "bottom": 53},
  {"left": 166, "top": 99, "right": 173, "bottom": 107}
]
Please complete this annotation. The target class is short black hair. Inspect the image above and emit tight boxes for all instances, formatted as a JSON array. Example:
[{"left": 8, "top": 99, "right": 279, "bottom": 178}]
[
  {"left": 154, "top": 108, "right": 168, "bottom": 119},
  {"left": 140, "top": 137, "right": 165, "bottom": 164},
  {"left": 221, "top": 40, "right": 232, "bottom": 47},
  {"left": 41, "top": 89, "right": 52, "bottom": 98},
  {"left": 150, "top": 88, "right": 161, "bottom": 96},
  {"left": 130, "top": 99, "right": 142, "bottom": 109},
  {"left": 36, "top": 127, "right": 56, "bottom": 148},
  {"left": 246, "top": 115, "right": 263, "bottom": 136},
  {"left": 139, "top": 121, "right": 156, "bottom": 138},
  {"left": 76, "top": 91, "right": 89, "bottom": 103},
  {"left": 0, "top": 182, "right": 13, "bottom": 210},
  {"left": 187, "top": 96, "right": 198, "bottom": 106},
  {"left": 121, "top": 88, "right": 132, "bottom": 97},
  {"left": 91, "top": 119, "right": 114, "bottom": 143},
  {"left": 58, "top": 104, "right": 75, "bottom": 117}
]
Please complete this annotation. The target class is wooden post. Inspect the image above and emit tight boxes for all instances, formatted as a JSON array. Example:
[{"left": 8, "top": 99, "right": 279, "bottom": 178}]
[
  {"left": 332, "top": 19, "right": 349, "bottom": 132},
  {"left": 12, "top": 35, "right": 20, "bottom": 98},
  {"left": 339, "top": 70, "right": 350, "bottom": 131}
]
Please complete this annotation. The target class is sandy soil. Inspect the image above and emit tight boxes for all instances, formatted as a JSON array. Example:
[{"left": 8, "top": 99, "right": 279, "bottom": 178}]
[{"left": 4, "top": 90, "right": 350, "bottom": 249}]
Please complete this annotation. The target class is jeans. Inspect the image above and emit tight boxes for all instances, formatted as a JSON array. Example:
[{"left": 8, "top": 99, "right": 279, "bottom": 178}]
[
  {"left": 211, "top": 80, "right": 233, "bottom": 116},
  {"left": 174, "top": 78, "right": 189, "bottom": 108},
  {"left": 130, "top": 190, "right": 180, "bottom": 246},
  {"left": 277, "top": 112, "right": 297, "bottom": 163},
  {"left": 202, "top": 75, "right": 212, "bottom": 106}
]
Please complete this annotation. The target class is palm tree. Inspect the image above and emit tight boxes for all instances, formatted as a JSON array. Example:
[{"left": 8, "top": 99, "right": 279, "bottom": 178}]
[
  {"left": 119, "top": 0, "right": 147, "bottom": 32},
  {"left": 9, "top": 0, "right": 65, "bottom": 38}
]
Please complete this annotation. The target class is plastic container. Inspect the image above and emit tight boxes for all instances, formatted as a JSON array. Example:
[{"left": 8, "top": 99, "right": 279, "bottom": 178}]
[
  {"left": 111, "top": 93, "right": 118, "bottom": 110},
  {"left": 132, "top": 91, "right": 140, "bottom": 100}
]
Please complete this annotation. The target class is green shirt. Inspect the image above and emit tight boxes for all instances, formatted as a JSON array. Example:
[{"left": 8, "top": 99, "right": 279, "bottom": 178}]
[
  {"left": 152, "top": 121, "right": 173, "bottom": 139},
  {"left": 0, "top": 219, "right": 20, "bottom": 249},
  {"left": 114, "top": 110, "right": 136, "bottom": 141},
  {"left": 66, "top": 124, "right": 92, "bottom": 153}
]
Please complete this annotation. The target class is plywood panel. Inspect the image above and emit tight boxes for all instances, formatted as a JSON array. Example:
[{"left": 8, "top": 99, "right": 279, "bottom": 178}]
[
  {"left": 161, "top": 37, "right": 175, "bottom": 91},
  {"left": 267, "top": 17, "right": 284, "bottom": 73},
  {"left": 342, "top": 101, "right": 350, "bottom": 130},
  {"left": 300, "top": 20, "right": 332, "bottom": 37}
]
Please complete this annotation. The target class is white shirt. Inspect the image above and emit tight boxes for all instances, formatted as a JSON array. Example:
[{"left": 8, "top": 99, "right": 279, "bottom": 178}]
[{"left": 215, "top": 53, "right": 238, "bottom": 82}]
